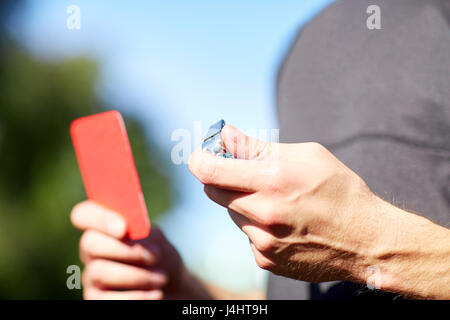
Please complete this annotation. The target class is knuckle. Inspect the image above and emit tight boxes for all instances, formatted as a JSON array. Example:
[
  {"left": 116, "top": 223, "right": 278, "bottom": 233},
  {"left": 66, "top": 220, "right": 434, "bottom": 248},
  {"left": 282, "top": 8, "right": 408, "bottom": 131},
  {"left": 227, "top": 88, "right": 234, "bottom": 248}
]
[
  {"left": 84, "top": 260, "right": 104, "bottom": 284},
  {"left": 266, "top": 177, "right": 282, "bottom": 194},
  {"left": 79, "top": 230, "right": 96, "bottom": 255},
  {"left": 254, "top": 254, "right": 274, "bottom": 271},
  {"left": 265, "top": 167, "right": 288, "bottom": 194},
  {"left": 258, "top": 204, "right": 279, "bottom": 227},
  {"left": 254, "top": 234, "right": 276, "bottom": 254},
  {"left": 307, "top": 142, "right": 327, "bottom": 156}
]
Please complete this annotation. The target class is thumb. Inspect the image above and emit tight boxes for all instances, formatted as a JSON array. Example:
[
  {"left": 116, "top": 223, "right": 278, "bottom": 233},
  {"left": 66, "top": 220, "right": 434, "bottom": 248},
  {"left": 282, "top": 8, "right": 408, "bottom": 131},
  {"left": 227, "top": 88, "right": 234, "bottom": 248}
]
[{"left": 221, "top": 125, "right": 268, "bottom": 160}]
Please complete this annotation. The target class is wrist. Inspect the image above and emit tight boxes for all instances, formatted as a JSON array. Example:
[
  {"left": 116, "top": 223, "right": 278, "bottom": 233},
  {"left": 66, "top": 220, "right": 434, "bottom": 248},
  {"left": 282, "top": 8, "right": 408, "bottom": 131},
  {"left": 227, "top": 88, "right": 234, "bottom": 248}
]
[
  {"left": 355, "top": 198, "right": 450, "bottom": 299},
  {"left": 178, "top": 267, "right": 214, "bottom": 299}
]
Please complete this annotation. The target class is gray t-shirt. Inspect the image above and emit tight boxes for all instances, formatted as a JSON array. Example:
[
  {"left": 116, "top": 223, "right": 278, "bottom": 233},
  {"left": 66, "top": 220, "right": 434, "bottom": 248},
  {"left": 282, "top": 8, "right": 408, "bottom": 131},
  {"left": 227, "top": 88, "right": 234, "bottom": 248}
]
[{"left": 268, "top": 0, "right": 450, "bottom": 299}]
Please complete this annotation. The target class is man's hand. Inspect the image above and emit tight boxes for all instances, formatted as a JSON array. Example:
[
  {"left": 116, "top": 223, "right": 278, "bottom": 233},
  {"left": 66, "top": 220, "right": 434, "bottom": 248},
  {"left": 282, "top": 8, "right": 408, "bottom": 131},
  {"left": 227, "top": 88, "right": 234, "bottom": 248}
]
[
  {"left": 70, "top": 201, "right": 212, "bottom": 300},
  {"left": 189, "top": 124, "right": 381, "bottom": 282},
  {"left": 188, "top": 125, "right": 450, "bottom": 299}
]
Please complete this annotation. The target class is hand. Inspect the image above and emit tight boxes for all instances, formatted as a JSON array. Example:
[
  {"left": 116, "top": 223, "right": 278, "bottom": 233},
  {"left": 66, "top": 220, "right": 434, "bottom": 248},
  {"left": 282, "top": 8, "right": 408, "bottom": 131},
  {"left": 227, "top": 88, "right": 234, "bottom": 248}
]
[
  {"left": 188, "top": 125, "right": 394, "bottom": 283},
  {"left": 70, "top": 201, "right": 210, "bottom": 300}
]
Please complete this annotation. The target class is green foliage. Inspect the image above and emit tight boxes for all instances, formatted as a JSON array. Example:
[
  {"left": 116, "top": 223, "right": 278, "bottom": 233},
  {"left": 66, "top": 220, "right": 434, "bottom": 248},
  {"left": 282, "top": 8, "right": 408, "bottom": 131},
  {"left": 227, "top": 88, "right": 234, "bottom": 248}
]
[{"left": 0, "top": 44, "right": 172, "bottom": 299}]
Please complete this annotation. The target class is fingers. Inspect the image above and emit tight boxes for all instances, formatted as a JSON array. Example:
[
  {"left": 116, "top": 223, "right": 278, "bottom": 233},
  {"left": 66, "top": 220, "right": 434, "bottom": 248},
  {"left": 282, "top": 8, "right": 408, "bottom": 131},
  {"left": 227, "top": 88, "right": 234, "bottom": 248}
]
[
  {"left": 203, "top": 185, "right": 264, "bottom": 223},
  {"left": 188, "top": 125, "right": 276, "bottom": 191},
  {"left": 72, "top": 203, "right": 169, "bottom": 300},
  {"left": 71, "top": 201, "right": 127, "bottom": 239},
  {"left": 204, "top": 185, "right": 280, "bottom": 228},
  {"left": 228, "top": 209, "right": 274, "bottom": 250},
  {"left": 227, "top": 209, "right": 264, "bottom": 237},
  {"left": 227, "top": 210, "right": 276, "bottom": 270},
  {"left": 79, "top": 230, "right": 159, "bottom": 266},
  {"left": 84, "top": 288, "right": 163, "bottom": 300},
  {"left": 83, "top": 259, "right": 168, "bottom": 290},
  {"left": 221, "top": 125, "right": 268, "bottom": 160},
  {"left": 189, "top": 149, "right": 267, "bottom": 192},
  {"left": 249, "top": 242, "right": 276, "bottom": 271}
]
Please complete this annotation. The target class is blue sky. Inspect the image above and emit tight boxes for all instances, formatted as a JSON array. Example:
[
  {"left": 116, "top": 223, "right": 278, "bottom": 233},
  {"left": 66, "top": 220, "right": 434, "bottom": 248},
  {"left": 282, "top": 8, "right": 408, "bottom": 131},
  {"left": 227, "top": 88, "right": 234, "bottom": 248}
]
[{"left": 9, "top": 0, "right": 334, "bottom": 291}]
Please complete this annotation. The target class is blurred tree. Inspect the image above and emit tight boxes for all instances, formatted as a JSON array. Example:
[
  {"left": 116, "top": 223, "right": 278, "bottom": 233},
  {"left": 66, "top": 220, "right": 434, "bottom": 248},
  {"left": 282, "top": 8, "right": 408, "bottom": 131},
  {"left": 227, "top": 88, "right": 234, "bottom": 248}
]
[{"left": 0, "top": 0, "right": 172, "bottom": 299}]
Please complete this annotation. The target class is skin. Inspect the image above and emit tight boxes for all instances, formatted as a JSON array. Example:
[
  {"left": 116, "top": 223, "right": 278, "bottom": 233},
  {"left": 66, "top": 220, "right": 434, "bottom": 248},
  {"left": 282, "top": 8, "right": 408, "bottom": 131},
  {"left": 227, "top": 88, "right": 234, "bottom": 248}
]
[
  {"left": 71, "top": 201, "right": 263, "bottom": 300},
  {"left": 71, "top": 124, "right": 449, "bottom": 300},
  {"left": 188, "top": 125, "right": 450, "bottom": 299}
]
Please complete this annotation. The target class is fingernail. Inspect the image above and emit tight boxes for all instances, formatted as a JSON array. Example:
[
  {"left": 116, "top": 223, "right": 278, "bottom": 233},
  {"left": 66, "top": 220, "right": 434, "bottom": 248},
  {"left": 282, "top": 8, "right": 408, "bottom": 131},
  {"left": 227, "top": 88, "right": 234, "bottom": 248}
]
[{"left": 107, "top": 219, "right": 125, "bottom": 237}]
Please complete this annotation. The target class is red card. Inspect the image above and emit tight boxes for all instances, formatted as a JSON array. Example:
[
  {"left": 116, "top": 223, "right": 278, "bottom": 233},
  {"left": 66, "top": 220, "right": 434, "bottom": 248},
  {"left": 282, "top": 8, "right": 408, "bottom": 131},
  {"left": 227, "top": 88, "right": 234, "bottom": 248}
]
[{"left": 70, "top": 111, "right": 150, "bottom": 240}]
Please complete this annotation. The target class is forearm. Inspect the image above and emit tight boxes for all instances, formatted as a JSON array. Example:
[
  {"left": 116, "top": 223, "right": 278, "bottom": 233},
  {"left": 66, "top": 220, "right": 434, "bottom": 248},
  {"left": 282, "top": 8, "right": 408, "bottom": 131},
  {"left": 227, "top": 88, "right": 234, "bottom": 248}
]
[{"left": 354, "top": 197, "right": 450, "bottom": 299}]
